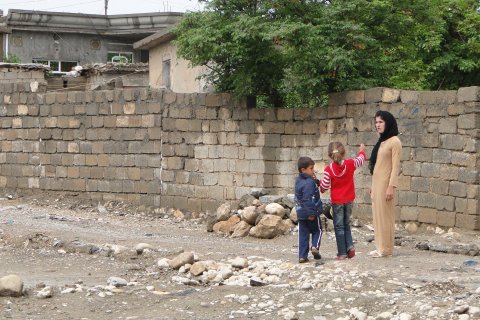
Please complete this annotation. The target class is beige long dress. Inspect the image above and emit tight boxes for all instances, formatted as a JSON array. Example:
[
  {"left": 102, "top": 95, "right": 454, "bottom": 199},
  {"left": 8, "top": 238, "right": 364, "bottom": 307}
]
[{"left": 371, "top": 136, "right": 402, "bottom": 256}]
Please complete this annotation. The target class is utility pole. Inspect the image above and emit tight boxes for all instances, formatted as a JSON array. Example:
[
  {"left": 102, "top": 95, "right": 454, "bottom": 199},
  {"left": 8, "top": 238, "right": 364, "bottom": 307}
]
[{"left": 104, "top": 0, "right": 109, "bottom": 15}]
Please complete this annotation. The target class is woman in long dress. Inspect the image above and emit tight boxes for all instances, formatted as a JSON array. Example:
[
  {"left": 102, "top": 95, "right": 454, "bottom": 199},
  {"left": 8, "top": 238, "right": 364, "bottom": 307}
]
[{"left": 368, "top": 110, "right": 402, "bottom": 257}]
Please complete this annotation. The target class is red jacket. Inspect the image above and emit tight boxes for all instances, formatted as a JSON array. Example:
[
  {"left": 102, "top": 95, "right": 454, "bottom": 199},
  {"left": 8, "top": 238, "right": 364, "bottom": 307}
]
[{"left": 320, "top": 151, "right": 365, "bottom": 204}]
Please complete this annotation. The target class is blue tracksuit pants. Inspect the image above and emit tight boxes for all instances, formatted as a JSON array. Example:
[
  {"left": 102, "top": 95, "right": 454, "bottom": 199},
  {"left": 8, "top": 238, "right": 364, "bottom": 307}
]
[{"left": 298, "top": 216, "right": 322, "bottom": 258}]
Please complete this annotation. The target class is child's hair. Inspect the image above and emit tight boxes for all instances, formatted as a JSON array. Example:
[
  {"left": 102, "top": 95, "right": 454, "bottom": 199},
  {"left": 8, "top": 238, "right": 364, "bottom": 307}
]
[
  {"left": 297, "top": 156, "right": 315, "bottom": 173},
  {"left": 328, "top": 142, "right": 346, "bottom": 164}
]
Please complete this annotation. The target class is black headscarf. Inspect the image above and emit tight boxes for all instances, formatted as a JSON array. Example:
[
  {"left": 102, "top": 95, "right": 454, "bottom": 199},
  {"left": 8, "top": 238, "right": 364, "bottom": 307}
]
[{"left": 368, "top": 110, "right": 399, "bottom": 174}]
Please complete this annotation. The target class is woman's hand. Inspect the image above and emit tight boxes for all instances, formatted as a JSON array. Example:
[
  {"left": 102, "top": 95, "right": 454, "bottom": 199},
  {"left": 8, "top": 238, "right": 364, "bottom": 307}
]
[{"left": 385, "top": 185, "right": 395, "bottom": 201}]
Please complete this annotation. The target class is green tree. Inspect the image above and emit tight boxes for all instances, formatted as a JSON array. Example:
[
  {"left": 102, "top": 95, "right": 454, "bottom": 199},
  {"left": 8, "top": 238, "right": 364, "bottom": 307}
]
[{"left": 175, "top": 0, "right": 480, "bottom": 107}]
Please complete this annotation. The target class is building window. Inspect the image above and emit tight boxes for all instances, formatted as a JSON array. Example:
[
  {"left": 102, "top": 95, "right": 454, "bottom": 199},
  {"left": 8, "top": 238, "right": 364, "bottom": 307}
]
[
  {"left": 162, "top": 59, "right": 171, "bottom": 90},
  {"left": 32, "top": 59, "right": 78, "bottom": 74},
  {"left": 107, "top": 52, "right": 133, "bottom": 63}
]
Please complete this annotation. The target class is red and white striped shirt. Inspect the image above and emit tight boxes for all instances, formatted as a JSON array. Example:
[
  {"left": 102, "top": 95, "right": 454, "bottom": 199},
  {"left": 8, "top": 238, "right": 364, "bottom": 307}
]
[{"left": 320, "top": 150, "right": 366, "bottom": 204}]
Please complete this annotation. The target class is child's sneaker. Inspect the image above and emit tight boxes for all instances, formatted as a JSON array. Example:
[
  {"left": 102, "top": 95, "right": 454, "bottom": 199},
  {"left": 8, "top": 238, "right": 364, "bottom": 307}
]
[
  {"left": 347, "top": 248, "right": 356, "bottom": 259},
  {"left": 311, "top": 247, "right": 322, "bottom": 260},
  {"left": 299, "top": 257, "right": 309, "bottom": 263}
]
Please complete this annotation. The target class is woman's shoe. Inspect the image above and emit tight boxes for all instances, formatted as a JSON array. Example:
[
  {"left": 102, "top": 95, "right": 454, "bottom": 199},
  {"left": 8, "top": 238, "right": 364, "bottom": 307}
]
[
  {"left": 347, "top": 248, "right": 356, "bottom": 259},
  {"left": 368, "top": 250, "right": 392, "bottom": 258},
  {"left": 335, "top": 255, "right": 347, "bottom": 260}
]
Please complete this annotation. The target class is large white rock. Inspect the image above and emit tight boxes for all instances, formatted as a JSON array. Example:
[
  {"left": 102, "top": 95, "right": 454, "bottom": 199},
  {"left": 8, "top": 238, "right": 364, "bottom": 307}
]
[
  {"left": 0, "top": 274, "right": 23, "bottom": 297},
  {"left": 265, "top": 203, "right": 286, "bottom": 218},
  {"left": 157, "top": 258, "right": 170, "bottom": 269},
  {"left": 231, "top": 257, "right": 248, "bottom": 269}
]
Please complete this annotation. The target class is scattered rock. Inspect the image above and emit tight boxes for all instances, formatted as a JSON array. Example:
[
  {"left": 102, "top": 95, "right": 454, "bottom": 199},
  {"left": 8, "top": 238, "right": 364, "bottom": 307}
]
[
  {"left": 405, "top": 222, "right": 418, "bottom": 234},
  {"left": 157, "top": 258, "right": 170, "bottom": 269},
  {"left": 107, "top": 277, "right": 128, "bottom": 287},
  {"left": 231, "top": 257, "right": 248, "bottom": 269},
  {"left": 169, "top": 252, "right": 195, "bottom": 269},
  {"left": 190, "top": 262, "right": 207, "bottom": 276},
  {"left": 135, "top": 243, "right": 154, "bottom": 255},
  {"left": 349, "top": 308, "right": 367, "bottom": 320},
  {"left": 36, "top": 286, "right": 53, "bottom": 299}
]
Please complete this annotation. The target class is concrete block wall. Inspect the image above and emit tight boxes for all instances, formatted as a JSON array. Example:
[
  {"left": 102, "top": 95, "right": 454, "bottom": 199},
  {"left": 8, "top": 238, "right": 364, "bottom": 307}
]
[
  {"left": 0, "top": 84, "right": 478, "bottom": 230},
  {"left": 0, "top": 68, "right": 47, "bottom": 93}
]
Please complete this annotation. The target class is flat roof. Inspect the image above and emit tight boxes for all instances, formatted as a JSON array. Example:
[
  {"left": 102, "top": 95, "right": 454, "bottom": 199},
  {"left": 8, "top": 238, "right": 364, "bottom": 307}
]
[{"left": 133, "top": 28, "right": 176, "bottom": 50}]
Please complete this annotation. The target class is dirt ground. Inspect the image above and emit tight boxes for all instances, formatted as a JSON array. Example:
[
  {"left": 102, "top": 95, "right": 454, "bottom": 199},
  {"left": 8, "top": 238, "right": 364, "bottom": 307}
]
[{"left": 0, "top": 192, "right": 479, "bottom": 320}]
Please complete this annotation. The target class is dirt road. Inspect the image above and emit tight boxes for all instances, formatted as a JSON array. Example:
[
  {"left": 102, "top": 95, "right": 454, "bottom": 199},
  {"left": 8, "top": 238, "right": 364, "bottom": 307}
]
[{"left": 0, "top": 193, "right": 479, "bottom": 320}]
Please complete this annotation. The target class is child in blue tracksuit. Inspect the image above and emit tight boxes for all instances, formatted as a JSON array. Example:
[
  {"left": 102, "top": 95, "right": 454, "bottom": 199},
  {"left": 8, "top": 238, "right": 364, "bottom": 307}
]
[{"left": 294, "top": 157, "right": 323, "bottom": 263}]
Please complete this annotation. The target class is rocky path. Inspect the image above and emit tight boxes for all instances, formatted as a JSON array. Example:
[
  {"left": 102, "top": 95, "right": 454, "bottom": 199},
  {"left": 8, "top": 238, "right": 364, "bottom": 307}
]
[{"left": 0, "top": 194, "right": 479, "bottom": 320}]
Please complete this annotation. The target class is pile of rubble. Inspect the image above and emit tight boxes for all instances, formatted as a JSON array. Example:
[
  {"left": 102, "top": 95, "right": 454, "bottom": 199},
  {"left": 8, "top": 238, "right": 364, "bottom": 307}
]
[{"left": 207, "top": 191, "right": 332, "bottom": 239}]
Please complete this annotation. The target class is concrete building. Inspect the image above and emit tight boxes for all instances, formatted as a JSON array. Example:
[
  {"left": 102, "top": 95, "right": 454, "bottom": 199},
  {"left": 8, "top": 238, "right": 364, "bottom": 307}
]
[
  {"left": 133, "top": 29, "right": 210, "bottom": 93},
  {"left": 0, "top": 9, "right": 182, "bottom": 74}
]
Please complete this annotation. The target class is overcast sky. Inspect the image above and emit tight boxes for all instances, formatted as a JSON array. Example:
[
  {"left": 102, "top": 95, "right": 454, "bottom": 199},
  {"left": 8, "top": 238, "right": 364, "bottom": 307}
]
[{"left": 0, "top": 0, "right": 205, "bottom": 15}]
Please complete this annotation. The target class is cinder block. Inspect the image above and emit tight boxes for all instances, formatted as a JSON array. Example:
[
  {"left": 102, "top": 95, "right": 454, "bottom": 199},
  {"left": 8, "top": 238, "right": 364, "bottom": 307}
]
[
  {"left": 418, "top": 90, "right": 456, "bottom": 105},
  {"left": 449, "top": 181, "right": 467, "bottom": 197},
  {"left": 328, "top": 92, "right": 347, "bottom": 106},
  {"left": 457, "top": 86, "right": 479, "bottom": 102},
  {"left": 276, "top": 108, "right": 293, "bottom": 121},
  {"left": 417, "top": 192, "right": 437, "bottom": 208},
  {"left": 437, "top": 211, "right": 456, "bottom": 227},
  {"left": 327, "top": 105, "right": 347, "bottom": 119},
  {"left": 56, "top": 92, "right": 68, "bottom": 104},
  {"left": 411, "top": 177, "right": 430, "bottom": 192},
  {"left": 436, "top": 195, "right": 455, "bottom": 211},
  {"left": 455, "top": 214, "right": 479, "bottom": 230},
  {"left": 466, "top": 199, "right": 478, "bottom": 215},
  {"left": 440, "top": 134, "right": 464, "bottom": 150},
  {"left": 458, "top": 114, "right": 477, "bottom": 129},
  {"left": 418, "top": 207, "right": 437, "bottom": 223},
  {"left": 398, "top": 191, "right": 418, "bottom": 206},
  {"left": 438, "top": 118, "right": 457, "bottom": 133}
]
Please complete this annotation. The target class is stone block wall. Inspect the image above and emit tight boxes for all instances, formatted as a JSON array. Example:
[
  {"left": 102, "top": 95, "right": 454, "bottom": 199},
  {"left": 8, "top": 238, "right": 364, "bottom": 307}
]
[{"left": 0, "top": 83, "right": 478, "bottom": 230}]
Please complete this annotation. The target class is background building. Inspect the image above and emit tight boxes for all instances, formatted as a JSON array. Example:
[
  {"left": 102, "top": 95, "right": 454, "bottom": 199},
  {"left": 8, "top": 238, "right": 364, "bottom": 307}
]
[{"left": 0, "top": 9, "right": 182, "bottom": 73}]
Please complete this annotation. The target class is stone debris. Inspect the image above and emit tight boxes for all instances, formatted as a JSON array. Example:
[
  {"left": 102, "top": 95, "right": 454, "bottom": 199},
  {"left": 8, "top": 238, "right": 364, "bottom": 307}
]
[
  {"left": 107, "top": 277, "right": 128, "bottom": 287},
  {"left": 415, "top": 241, "right": 479, "bottom": 256},
  {"left": 36, "top": 286, "right": 53, "bottom": 299},
  {"left": 1, "top": 193, "right": 479, "bottom": 319}
]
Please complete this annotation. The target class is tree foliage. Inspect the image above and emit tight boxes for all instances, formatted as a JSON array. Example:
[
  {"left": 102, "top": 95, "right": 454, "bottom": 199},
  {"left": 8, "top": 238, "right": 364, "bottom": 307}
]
[{"left": 174, "top": 0, "right": 480, "bottom": 107}]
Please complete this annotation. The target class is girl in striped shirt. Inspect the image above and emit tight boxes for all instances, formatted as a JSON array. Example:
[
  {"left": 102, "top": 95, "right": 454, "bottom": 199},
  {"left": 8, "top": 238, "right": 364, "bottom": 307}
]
[{"left": 320, "top": 142, "right": 366, "bottom": 260}]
